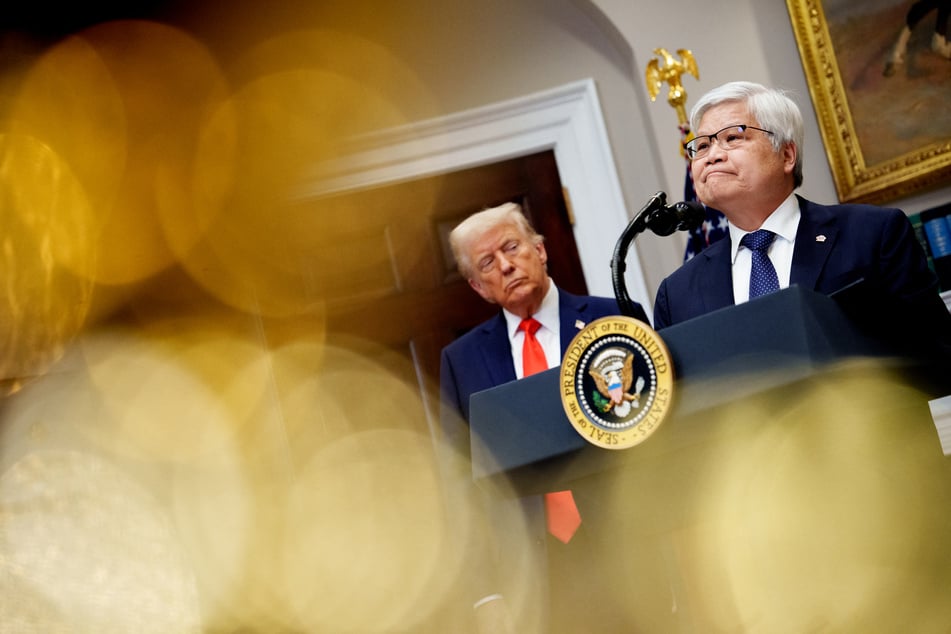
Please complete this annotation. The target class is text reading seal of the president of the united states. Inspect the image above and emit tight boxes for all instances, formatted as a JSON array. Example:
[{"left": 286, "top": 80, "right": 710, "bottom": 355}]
[{"left": 560, "top": 316, "right": 674, "bottom": 450}]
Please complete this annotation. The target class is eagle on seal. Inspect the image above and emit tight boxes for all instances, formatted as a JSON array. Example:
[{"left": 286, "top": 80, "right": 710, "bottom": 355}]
[{"left": 589, "top": 350, "right": 646, "bottom": 415}]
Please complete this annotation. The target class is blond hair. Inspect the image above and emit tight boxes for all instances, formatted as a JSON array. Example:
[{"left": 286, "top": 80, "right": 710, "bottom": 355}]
[{"left": 449, "top": 202, "right": 544, "bottom": 278}]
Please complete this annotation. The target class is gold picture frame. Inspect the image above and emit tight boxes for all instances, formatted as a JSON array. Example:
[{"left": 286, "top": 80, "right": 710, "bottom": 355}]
[{"left": 787, "top": 0, "right": 951, "bottom": 203}]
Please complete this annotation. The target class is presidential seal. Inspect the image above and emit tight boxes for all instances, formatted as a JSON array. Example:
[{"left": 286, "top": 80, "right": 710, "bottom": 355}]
[{"left": 560, "top": 316, "right": 674, "bottom": 450}]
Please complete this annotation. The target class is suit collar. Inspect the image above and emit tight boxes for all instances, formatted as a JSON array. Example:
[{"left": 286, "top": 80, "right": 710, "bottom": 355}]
[
  {"left": 474, "top": 287, "right": 606, "bottom": 383},
  {"left": 557, "top": 289, "right": 599, "bottom": 350},
  {"left": 696, "top": 238, "right": 736, "bottom": 312},
  {"left": 790, "top": 196, "right": 837, "bottom": 289},
  {"left": 476, "top": 313, "right": 517, "bottom": 386}
]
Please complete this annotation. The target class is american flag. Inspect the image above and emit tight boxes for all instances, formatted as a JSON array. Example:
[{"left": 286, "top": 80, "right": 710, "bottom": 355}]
[{"left": 681, "top": 124, "right": 728, "bottom": 261}]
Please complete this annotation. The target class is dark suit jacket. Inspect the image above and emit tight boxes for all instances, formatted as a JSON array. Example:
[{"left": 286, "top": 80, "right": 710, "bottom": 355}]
[
  {"left": 653, "top": 196, "right": 951, "bottom": 389},
  {"left": 437, "top": 288, "right": 644, "bottom": 629},
  {"left": 439, "top": 289, "right": 642, "bottom": 434}
]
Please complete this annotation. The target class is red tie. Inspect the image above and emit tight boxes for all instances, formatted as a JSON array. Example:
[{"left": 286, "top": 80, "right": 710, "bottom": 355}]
[
  {"left": 518, "top": 317, "right": 548, "bottom": 376},
  {"left": 519, "top": 318, "right": 582, "bottom": 544}
]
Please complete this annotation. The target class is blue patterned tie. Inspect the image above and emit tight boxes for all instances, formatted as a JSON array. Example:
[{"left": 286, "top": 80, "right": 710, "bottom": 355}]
[{"left": 741, "top": 229, "right": 780, "bottom": 299}]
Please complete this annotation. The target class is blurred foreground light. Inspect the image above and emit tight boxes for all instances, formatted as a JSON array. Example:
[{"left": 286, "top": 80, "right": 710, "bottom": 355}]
[
  {"left": 7, "top": 20, "right": 231, "bottom": 288},
  {"left": 0, "top": 133, "right": 94, "bottom": 387},
  {"left": 77, "top": 323, "right": 271, "bottom": 464},
  {"left": 180, "top": 27, "right": 439, "bottom": 318},
  {"left": 1, "top": 316, "right": 496, "bottom": 631},
  {"left": 594, "top": 361, "right": 951, "bottom": 631},
  {"left": 0, "top": 319, "right": 262, "bottom": 630},
  {"left": 283, "top": 429, "right": 457, "bottom": 632},
  {"left": 0, "top": 450, "right": 202, "bottom": 633}
]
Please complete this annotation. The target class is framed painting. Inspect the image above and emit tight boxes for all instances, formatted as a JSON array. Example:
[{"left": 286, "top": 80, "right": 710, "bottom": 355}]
[{"left": 787, "top": 0, "right": 951, "bottom": 203}]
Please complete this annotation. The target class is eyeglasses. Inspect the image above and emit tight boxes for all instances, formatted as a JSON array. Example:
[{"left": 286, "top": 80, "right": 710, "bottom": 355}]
[{"left": 683, "top": 125, "right": 774, "bottom": 160}]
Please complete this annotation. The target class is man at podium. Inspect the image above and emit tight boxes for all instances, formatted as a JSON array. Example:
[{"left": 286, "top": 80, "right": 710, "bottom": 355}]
[
  {"left": 439, "top": 202, "right": 647, "bottom": 633},
  {"left": 653, "top": 80, "right": 951, "bottom": 368}
]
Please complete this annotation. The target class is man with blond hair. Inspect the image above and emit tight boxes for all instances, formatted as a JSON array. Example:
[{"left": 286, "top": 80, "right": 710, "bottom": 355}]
[
  {"left": 440, "top": 201, "right": 646, "bottom": 433},
  {"left": 439, "top": 201, "right": 647, "bottom": 633}
]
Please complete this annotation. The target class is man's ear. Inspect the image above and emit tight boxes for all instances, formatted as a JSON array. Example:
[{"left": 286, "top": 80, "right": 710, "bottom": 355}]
[
  {"left": 783, "top": 142, "right": 797, "bottom": 175},
  {"left": 536, "top": 241, "right": 548, "bottom": 267}
]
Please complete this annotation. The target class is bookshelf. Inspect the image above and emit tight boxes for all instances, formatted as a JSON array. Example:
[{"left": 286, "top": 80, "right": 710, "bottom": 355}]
[{"left": 911, "top": 204, "right": 951, "bottom": 297}]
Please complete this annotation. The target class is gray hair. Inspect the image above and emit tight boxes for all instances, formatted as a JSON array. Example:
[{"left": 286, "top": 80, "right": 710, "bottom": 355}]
[
  {"left": 449, "top": 202, "right": 543, "bottom": 278},
  {"left": 689, "top": 81, "right": 804, "bottom": 188}
]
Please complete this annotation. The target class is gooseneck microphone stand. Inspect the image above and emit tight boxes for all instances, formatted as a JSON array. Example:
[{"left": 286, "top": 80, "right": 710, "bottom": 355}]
[{"left": 611, "top": 191, "right": 705, "bottom": 318}]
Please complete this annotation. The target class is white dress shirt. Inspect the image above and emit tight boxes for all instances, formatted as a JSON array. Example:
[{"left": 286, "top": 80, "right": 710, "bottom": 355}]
[
  {"left": 503, "top": 281, "right": 561, "bottom": 379},
  {"left": 729, "top": 193, "right": 801, "bottom": 304}
]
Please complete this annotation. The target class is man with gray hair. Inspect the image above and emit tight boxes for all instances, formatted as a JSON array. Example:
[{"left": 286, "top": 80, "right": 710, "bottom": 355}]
[{"left": 652, "top": 80, "right": 951, "bottom": 374}]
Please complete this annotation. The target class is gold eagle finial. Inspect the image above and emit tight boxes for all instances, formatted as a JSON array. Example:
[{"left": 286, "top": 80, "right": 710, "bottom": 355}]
[{"left": 645, "top": 47, "right": 699, "bottom": 127}]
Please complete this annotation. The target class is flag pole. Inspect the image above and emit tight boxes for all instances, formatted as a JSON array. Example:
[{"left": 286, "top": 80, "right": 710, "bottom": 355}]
[{"left": 645, "top": 48, "right": 729, "bottom": 260}]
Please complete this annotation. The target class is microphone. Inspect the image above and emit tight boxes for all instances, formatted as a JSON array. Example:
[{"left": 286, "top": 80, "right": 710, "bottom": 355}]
[
  {"left": 611, "top": 192, "right": 704, "bottom": 318},
  {"left": 646, "top": 200, "right": 705, "bottom": 236}
]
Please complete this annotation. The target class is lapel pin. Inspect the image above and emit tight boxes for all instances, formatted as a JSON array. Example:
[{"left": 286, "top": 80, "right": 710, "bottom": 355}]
[
  {"left": 575, "top": 320, "right": 585, "bottom": 330},
  {"left": 816, "top": 235, "right": 827, "bottom": 242}
]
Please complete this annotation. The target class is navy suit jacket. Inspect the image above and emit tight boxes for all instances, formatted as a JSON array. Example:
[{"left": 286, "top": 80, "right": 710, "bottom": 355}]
[
  {"left": 437, "top": 288, "right": 646, "bottom": 621},
  {"left": 653, "top": 196, "right": 951, "bottom": 337},
  {"left": 439, "top": 289, "right": 643, "bottom": 448}
]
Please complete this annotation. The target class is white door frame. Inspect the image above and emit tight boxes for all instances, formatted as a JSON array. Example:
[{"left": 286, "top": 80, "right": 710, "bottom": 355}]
[{"left": 298, "top": 78, "right": 650, "bottom": 308}]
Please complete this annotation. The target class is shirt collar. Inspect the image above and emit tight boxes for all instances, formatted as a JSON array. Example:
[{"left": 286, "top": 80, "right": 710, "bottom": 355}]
[
  {"left": 729, "top": 193, "right": 800, "bottom": 263},
  {"left": 503, "top": 280, "right": 558, "bottom": 338}
]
